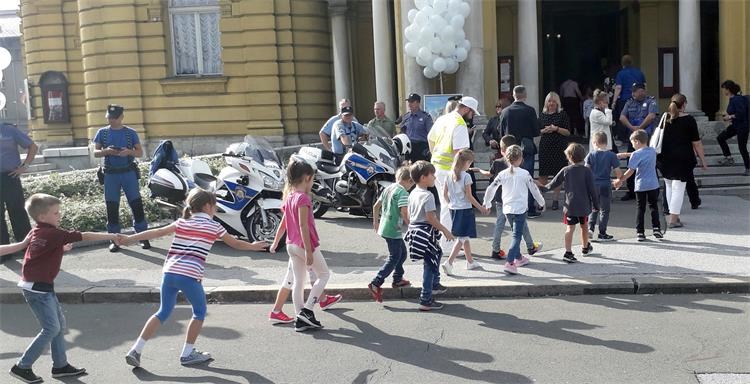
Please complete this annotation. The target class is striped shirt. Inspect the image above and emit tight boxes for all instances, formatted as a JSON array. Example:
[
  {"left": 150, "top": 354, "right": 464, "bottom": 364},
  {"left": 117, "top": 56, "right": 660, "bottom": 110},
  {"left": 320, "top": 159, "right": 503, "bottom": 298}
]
[{"left": 163, "top": 212, "right": 226, "bottom": 280}]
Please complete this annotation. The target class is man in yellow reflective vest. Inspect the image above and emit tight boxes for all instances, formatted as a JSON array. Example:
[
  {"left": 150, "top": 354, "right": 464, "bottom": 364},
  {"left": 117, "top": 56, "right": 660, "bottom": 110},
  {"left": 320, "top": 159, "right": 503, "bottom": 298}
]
[{"left": 427, "top": 96, "right": 480, "bottom": 251}]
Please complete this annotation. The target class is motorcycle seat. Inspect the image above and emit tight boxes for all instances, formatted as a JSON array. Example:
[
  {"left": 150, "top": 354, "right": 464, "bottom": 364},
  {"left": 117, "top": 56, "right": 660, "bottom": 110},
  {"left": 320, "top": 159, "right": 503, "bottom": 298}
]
[{"left": 317, "top": 161, "right": 339, "bottom": 174}]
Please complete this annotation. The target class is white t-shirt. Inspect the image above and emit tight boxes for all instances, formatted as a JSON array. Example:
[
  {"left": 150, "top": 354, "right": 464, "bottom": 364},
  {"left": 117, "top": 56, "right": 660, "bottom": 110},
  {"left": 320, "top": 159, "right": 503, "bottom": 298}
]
[
  {"left": 496, "top": 167, "right": 545, "bottom": 214},
  {"left": 446, "top": 171, "right": 473, "bottom": 210}
]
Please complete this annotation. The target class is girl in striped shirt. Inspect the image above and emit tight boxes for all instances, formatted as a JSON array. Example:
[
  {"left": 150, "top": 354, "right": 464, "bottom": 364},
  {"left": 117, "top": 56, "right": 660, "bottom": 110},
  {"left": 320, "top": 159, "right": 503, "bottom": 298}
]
[{"left": 122, "top": 189, "right": 267, "bottom": 367}]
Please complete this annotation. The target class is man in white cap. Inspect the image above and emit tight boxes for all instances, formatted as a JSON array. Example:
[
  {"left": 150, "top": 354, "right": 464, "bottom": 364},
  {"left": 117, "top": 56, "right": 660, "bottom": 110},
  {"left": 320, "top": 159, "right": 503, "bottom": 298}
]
[{"left": 427, "top": 96, "right": 480, "bottom": 251}]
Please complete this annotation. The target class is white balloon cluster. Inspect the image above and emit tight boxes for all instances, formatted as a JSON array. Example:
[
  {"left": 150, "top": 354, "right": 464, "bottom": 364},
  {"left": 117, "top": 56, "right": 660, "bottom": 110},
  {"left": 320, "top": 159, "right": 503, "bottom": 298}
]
[
  {"left": 0, "top": 47, "right": 10, "bottom": 110},
  {"left": 404, "top": 0, "right": 471, "bottom": 79}
]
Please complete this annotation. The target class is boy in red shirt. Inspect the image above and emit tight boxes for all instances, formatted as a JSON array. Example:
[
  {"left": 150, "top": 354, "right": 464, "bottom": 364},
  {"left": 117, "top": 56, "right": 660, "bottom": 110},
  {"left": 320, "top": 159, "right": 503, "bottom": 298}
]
[{"left": 9, "top": 194, "right": 120, "bottom": 384}]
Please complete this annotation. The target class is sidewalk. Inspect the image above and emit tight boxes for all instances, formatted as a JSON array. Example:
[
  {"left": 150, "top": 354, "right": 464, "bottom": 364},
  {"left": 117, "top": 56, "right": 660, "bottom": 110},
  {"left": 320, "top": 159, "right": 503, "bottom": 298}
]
[{"left": 1, "top": 195, "right": 748, "bottom": 304}]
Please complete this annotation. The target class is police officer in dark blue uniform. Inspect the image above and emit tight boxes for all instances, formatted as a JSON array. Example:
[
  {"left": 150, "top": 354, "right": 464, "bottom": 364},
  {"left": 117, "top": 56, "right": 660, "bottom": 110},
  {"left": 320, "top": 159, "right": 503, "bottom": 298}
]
[
  {"left": 93, "top": 105, "right": 149, "bottom": 251},
  {"left": 397, "top": 93, "right": 433, "bottom": 162},
  {"left": 619, "top": 83, "right": 658, "bottom": 200}
]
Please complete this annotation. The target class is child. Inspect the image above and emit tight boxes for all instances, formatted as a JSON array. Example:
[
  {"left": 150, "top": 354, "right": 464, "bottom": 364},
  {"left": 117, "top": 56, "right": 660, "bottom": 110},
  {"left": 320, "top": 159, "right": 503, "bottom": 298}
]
[
  {"left": 269, "top": 159, "right": 331, "bottom": 332},
  {"left": 441, "top": 149, "right": 489, "bottom": 276},
  {"left": 614, "top": 130, "right": 663, "bottom": 241},
  {"left": 403, "top": 161, "right": 454, "bottom": 311},
  {"left": 491, "top": 146, "right": 545, "bottom": 275},
  {"left": 542, "top": 143, "right": 600, "bottom": 263},
  {"left": 585, "top": 131, "right": 623, "bottom": 241},
  {"left": 367, "top": 166, "right": 414, "bottom": 302},
  {"left": 123, "top": 189, "right": 266, "bottom": 368},
  {"left": 482, "top": 135, "right": 543, "bottom": 260},
  {"left": 266, "top": 269, "right": 342, "bottom": 325},
  {"left": 10, "top": 194, "right": 122, "bottom": 383}
]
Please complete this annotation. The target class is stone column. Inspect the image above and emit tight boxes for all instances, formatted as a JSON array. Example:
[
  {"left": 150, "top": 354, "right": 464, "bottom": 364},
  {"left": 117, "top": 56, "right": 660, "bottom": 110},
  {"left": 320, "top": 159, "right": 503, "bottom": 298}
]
[
  {"left": 679, "top": 0, "right": 701, "bottom": 112},
  {"left": 400, "top": 0, "right": 428, "bottom": 98},
  {"left": 457, "top": 0, "right": 484, "bottom": 109},
  {"left": 372, "top": 0, "right": 395, "bottom": 119},
  {"left": 329, "top": 0, "right": 352, "bottom": 104},
  {"left": 517, "top": 0, "right": 539, "bottom": 112}
]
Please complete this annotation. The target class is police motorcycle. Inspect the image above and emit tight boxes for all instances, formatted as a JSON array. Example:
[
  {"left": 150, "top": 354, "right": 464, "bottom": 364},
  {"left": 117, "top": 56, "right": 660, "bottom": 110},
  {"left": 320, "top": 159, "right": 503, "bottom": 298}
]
[
  {"left": 291, "top": 134, "right": 411, "bottom": 218},
  {"left": 213, "top": 136, "right": 285, "bottom": 243},
  {"left": 148, "top": 140, "right": 217, "bottom": 213}
]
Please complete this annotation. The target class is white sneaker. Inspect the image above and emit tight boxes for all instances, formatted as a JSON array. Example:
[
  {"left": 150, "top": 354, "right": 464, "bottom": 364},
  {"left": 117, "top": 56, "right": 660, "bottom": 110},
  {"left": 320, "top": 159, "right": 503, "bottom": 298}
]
[
  {"left": 441, "top": 262, "right": 453, "bottom": 276},
  {"left": 180, "top": 349, "right": 212, "bottom": 366},
  {"left": 466, "top": 261, "right": 481, "bottom": 270}
]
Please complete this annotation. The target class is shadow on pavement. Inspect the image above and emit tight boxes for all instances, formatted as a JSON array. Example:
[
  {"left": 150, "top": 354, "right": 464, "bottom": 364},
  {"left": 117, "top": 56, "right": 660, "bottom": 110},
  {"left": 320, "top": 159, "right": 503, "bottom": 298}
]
[
  {"left": 133, "top": 365, "right": 274, "bottom": 384},
  {"left": 557, "top": 293, "right": 749, "bottom": 315},
  {"left": 314, "top": 309, "right": 533, "bottom": 384}
]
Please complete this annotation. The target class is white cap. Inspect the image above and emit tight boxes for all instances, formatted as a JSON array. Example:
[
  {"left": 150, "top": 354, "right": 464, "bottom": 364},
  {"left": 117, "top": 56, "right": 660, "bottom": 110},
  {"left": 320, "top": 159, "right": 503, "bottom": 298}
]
[{"left": 459, "top": 96, "right": 480, "bottom": 116}]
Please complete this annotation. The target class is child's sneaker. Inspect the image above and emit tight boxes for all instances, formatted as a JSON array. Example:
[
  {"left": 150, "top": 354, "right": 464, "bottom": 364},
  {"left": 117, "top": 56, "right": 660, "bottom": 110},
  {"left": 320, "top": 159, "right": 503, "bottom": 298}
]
[
  {"left": 179, "top": 349, "right": 212, "bottom": 365},
  {"left": 294, "top": 318, "right": 311, "bottom": 332},
  {"left": 491, "top": 249, "right": 506, "bottom": 259},
  {"left": 432, "top": 284, "right": 448, "bottom": 295},
  {"left": 391, "top": 279, "right": 411, "bottom": 288},
  {"left": 319, "top": 294, "right": 342, "bottom": 310},
  {"left": 125, "top": 349, "right": 141, "bottom": 367},
  {"left": 527, "top": 242, "right": 543, "bottom": 255},
  {"left": 269, "top": 310, "right": 295, "bottom": 324},
  {"left": 296, "top": 308, "right": 322, "bottom": 329},
  {"left": 503, "top": 262, "right": 518, "bottom": 275},
  {"left": 419, "top": 301, "right": 444, "bottom": 311},
  {"left": 582, "top": 243, "right": 594, "bottom": 255},
  {"left": 515, "top": 256, "right": 530, "bottom": 267},
  {"left": 367, "top": 283, "right": 383, "bottom": 303},
  {"left": 51, "top": 364, "right": 86, "bottom": 378},
  {"left": 9, "top": 365, "right": 42, "bottom": 383},
  {"left": 597, "top": 233, "right": 614, "bottom": 242},
  {"left": 466, "top": 260, "right": 481, "bottom": 270},
  {"left": 441, "top": 261, "right": 453, "bottom": 276},
  {"left": 637, "top": 232, "right": 646, "bottom": 242},
  {"left": 563, "top": 251, "right": 578, "bottom": 263},
  {"left": 653, "top": 228, "right": 663, "bottom": 239}
]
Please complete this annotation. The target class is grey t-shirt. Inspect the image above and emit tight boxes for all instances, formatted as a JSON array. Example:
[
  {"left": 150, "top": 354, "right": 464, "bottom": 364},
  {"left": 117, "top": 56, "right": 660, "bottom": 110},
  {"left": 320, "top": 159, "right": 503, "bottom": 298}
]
[
  {"left": 544, "top": 163, "right": 600, "bottom": 217},
  {"left": 409, "top": 186, "right": 437, "bottom": 225}
]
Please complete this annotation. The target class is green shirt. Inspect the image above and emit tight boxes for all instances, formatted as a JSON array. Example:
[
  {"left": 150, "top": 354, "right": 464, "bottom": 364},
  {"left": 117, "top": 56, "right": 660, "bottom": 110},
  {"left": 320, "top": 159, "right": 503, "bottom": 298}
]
[
  {"left": 367, "top": 116, "right": 396, "bottom": 138},
  {"left": 378, "top": 184, "right": 409, "bottom": 239}
]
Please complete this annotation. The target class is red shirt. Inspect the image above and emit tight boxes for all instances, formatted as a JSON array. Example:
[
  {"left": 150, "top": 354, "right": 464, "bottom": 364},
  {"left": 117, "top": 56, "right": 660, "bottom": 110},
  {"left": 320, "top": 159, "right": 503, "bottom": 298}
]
[{"left": 21, "top": 223, "right": 82, "bottom": 284}]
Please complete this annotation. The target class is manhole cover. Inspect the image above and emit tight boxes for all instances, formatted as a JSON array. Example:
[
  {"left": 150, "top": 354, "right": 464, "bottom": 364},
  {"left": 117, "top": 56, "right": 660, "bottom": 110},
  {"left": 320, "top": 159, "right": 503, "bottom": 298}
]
[{"left": 696, "top": 373, "right": 750, "bottom": 384}]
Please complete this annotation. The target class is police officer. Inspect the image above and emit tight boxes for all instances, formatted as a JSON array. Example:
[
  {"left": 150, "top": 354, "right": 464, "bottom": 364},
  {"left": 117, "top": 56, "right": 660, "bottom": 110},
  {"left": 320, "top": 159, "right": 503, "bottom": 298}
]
[
  {"left": 0, "top": 122, "right": 36, "bottom": 249},
  {"left": 397, "top": 93, "right": 433, "bottom": 162},
  {"left": 93, "top": 105, "right": 149, "bottom": 251},
  {"left": 619, "top": 83, "right": 658, "bottom": 201}
]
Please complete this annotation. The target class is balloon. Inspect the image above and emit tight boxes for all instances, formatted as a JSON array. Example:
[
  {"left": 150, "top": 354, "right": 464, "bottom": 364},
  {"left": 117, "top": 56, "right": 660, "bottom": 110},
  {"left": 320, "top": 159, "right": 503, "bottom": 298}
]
[
  {"left": 450, "top": 15, "right": 465, "bottom": 29},
  {"left": 421, "top": 6, "right": 434, "bottom": 18},
  {"left": 444, "top": 60, "right": 459, "bottom": 74},
  {"left": 415, "top": 0, "right": 427, "bottom": 10},
  {"left": 404, "top": 25, "right": 417, "bottom": 41},
  {"left": 440, "top": 25, "right": 455, "bottom": 40},
  {"left": 433, "top": 57, "right": 447, "bottom": 72},
  {"left": 423, "top": 66, "right": 439, "bottom": 79},
  {"left": 462, "top": 39, "right": 471, "bottom": 51},
  {"left": 448, "top": 0, "right": 462, "bottom": 15},
  {"left": 408, "top": 9, "right": 418, "bottom": 23},
  {"left": 429, "top": 14, "right": 446, "bottom": 27},
  {"left": 460, "top": 2, "right": 471, "bottom": 17},
  {"left": 454, "top": 47, "right": 468, "bottom": 62},
  {"left": 0, "top": 92, "right": 6, "bottom": 110},
  {"left": 418, "top": 47, "right": 432, "bottom": 62},
  {"left": 0, "top": 47, "right": 11, "bottom": 70},
  {"left": 416, "top": 55, "right": 428, "bottom": 67},
  {"left": 414, "top": 10, "right": 428, "bottom": 26},
  {"left": 429, "top": 38, "right": 443, "bottom": 53},
  {"left": 440, "top": 41, "right": 454, "bottom": 56},
  {"left": 432, "top": 0, "right": 448, "bottom": 14},
  {"left": 405, "top": 42, "right": 419, "bottom": 57}
]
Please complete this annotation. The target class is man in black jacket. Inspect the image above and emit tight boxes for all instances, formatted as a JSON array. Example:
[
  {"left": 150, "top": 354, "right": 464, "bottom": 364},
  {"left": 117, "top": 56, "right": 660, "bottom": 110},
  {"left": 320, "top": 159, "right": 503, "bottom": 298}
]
[{"left": 499, "top": 85, "right": 542, "bottom": 217}]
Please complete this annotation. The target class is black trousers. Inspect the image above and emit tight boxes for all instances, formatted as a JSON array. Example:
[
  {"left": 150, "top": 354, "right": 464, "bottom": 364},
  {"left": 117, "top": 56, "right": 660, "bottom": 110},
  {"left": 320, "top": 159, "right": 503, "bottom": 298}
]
[
  {"left": 0, "top": 172, "right": 32, "bottom": 244},
  {"left": 625, "top": 141, "right": 635, "bottom": 196},
  {"left": 613, "top": 99, "right": 628, "bottom": 143},
  {"left": 636, "top": 188, "right": 660, "bottom": 233},
  {"left": 717, "top": 125, "right": 749, "bottom": 169}
]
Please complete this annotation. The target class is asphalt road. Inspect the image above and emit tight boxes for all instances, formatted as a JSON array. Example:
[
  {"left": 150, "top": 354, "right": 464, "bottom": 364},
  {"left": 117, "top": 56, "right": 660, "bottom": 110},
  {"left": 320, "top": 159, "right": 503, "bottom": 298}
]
[{"left": 1, "top": 294, "right": 748, "bottom": 384}]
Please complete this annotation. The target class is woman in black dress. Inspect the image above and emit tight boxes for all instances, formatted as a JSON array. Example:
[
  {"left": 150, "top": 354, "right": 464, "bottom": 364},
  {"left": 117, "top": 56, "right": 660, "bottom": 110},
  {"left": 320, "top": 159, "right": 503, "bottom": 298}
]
[
  {"left": 658, "top": 93, "right": 707, "bottom": 228},
  {"left": 538, "top": 92, "right": 571, "bottom": 210}
]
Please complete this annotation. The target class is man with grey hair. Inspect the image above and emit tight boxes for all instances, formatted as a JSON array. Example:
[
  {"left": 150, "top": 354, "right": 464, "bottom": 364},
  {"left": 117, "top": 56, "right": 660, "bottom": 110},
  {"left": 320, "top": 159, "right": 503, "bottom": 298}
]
[
  {"left": 320, "top": 99, "right": 358, "bottom": 151},
  {"left": 499, "top": 85, "right": 542, "bottom": 218},
  {"left": 366, "top": 101, "right": 396, "bottom": 138}
]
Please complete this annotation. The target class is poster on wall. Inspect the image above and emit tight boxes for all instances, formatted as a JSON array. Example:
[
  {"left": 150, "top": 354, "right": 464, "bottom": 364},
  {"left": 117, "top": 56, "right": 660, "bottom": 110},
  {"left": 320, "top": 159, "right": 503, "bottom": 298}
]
[
  {"left": 498, "top": 56, "right": 514, "bottom": 99},
  {"left": 424, "top": 94, "right": 462, "bottom": 121}
]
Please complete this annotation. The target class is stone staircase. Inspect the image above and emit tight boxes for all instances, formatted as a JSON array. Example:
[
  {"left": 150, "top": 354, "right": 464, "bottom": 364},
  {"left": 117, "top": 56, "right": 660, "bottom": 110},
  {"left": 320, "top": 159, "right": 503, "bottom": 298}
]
[
  {"left": 19, "top": 153, "right": 57, "bottom": 174},
  {"left": 20, "top": 146, "right": 92, "bottom": 176}
]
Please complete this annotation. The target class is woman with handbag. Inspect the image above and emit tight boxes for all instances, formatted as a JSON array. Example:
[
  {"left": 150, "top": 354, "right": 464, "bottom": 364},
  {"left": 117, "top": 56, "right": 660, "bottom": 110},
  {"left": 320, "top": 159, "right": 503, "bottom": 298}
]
[{"left": 656, "top": 93, "right": 707, "bottom": 228}]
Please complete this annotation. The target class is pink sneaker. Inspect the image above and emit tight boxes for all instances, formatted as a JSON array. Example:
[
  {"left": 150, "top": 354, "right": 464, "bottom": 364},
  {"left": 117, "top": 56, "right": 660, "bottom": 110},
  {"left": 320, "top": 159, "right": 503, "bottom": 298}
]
[
  {"left": 503, "top": 262, "right": 518, "bottom": 275},
  {"left": 268, "top": 311, "right": 294, "bottom": 324},
  {"left": 319, "top": 294, "right": 342, "bottom": 310},
  {"left": 515, "top": 256, "right": 530, "bottom": 267}
]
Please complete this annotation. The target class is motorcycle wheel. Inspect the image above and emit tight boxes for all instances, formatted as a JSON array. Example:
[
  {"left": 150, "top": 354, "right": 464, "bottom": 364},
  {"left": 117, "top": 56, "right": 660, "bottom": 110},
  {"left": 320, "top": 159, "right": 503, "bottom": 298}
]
[
  {"left": 312, "top": 200, "right": 329, "bottom": 218},
  {"left": 246, "top": 208, "right": 285, "bottom": 245}
]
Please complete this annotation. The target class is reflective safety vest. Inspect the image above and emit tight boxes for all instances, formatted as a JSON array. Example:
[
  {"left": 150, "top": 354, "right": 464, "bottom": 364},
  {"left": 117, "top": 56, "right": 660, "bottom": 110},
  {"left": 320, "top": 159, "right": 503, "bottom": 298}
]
[{"left": 429, "top": 111, "right": 467, "bottom": 171}]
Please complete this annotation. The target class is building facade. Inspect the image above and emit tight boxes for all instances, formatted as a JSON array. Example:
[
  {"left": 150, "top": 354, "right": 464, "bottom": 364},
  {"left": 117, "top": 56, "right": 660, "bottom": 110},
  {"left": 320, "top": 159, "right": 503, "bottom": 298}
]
[
  {"left": 18, "top": 0, "right": 750, "bottom": 153},
  {"left": 1, "top": 9, "right": 29, "bottom": 131}
]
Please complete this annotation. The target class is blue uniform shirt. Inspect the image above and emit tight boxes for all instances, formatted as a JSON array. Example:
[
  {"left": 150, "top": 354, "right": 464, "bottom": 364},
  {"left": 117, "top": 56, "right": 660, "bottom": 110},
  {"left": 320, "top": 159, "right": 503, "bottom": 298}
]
[
  {"left": 93, "top": 126, "right": 140, "bottom": 168},
  {"left": 331, "top": 120, "right": 367, "bottom": 154},
  {"left": 615, "top": 66, "right": 646, "bottom": 101},
  {"left": 628, "top": 146, "right": 659, "bottom": 192},
  {"left": 0, "top": 123, "right": 33, "bottom": 172},
  {"left": 320, "top": 114, "right": 359, "bottom": 136},
  {"left": 399, "top": 110, "right": 433, "bottom": 142},
  {"left": 621, "top": 96, "right": 658, "bottom": 135},
  {"left": 585, "top": 149, "right": 620, "bottom": 187}
]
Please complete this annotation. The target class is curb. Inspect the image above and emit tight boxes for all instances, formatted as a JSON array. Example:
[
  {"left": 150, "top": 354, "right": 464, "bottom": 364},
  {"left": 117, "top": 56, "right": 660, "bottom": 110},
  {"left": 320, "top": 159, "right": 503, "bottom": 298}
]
[{"left": 1, "top": 276, "right": 747, "bottom": 305}]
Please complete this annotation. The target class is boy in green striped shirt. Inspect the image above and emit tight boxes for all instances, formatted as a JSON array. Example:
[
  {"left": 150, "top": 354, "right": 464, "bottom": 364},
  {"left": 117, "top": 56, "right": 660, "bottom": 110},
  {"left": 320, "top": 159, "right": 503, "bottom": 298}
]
[{"left": 368, "top": 166, "right": 413, "bottom": 302}]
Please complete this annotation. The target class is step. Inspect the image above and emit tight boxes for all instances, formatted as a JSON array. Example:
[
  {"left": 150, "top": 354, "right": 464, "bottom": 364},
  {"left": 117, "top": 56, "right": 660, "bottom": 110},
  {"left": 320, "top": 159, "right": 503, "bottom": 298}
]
[
  {"left": 27, "top": 163, "right": 57, "bottom": 173},
  {"left": 19, "top": 154, "right": 45, "bottom": 165}
]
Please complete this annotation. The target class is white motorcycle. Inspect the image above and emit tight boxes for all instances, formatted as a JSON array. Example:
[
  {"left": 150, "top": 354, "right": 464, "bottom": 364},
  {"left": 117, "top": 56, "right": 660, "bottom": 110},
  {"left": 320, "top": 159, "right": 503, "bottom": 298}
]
[
  {"left": 148, "top": 140, "right": 217, "bottom": 214},
  {"left": 214, "top": 136, "right": 285, "bottom": 243}
]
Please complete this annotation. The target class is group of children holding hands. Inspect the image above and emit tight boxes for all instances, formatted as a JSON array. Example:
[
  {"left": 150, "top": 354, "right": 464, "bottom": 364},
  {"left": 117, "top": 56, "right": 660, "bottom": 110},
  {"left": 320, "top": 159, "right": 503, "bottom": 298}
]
[{"left": 2, "top": 126, "right": 664, "bottom": 383}]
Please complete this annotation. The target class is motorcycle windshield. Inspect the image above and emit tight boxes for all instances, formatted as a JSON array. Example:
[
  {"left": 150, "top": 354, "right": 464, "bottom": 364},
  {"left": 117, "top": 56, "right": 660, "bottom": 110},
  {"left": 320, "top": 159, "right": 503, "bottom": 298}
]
[
  {"left": 371, "top": 137, "right": 401, "bottom": 170},
  {"left": 241, "top": 136, "right": 282, "bottom": 168}
]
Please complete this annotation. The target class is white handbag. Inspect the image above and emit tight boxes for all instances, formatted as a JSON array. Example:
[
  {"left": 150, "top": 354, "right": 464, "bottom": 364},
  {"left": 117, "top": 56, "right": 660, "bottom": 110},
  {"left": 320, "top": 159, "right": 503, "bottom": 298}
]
[{"left": 649, "top": 113, "right": 668, "bottom": 154}]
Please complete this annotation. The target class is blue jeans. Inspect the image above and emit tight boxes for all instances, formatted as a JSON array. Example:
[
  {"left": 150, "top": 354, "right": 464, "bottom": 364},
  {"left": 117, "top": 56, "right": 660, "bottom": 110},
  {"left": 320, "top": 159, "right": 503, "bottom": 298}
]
[
  {"left": 18, "top": 290, "right": 68, "bottom": 369},
  {"left": 372, "top": 237, "right": 407, "bottom": 287},
  {"left": 589, "top": 184, "right": 612, "bottom": 235},
  {"left": 104, "top": 170, "right": 147, "bottom": 233},
  {"left": 521, "top": 152, "right": 537, "bottom": 215},
  {"left": 505, "top": 213, "right": 527, "bottom": 264},
  {"left": 492, "top": 203, "right": 534, "bottom": 252},
  {"left": 419, "top": 254, "right": 442, "bottom": 305},
  {"left": 155, "top": 273, "right": 207, "bottom": 322}
]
